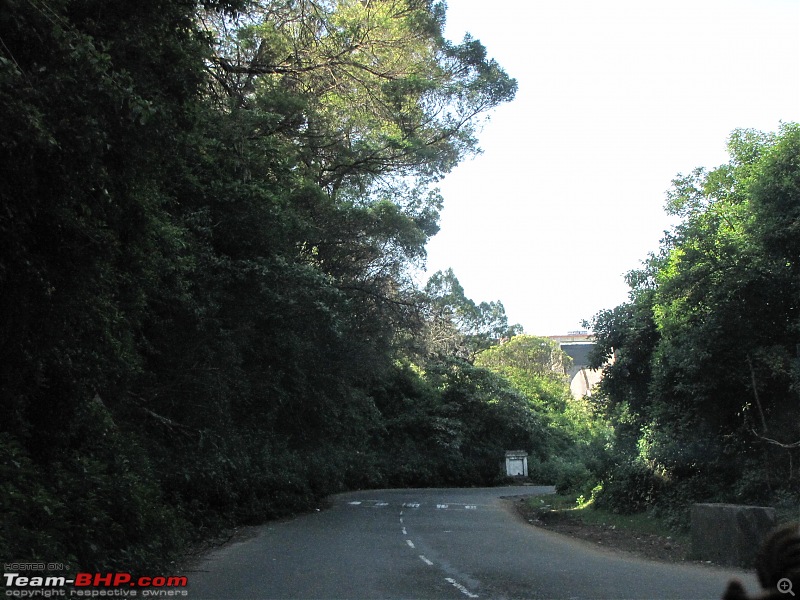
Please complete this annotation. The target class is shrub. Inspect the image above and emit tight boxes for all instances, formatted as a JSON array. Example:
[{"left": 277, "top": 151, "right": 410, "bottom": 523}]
[
  {"left": 555, "top": 461, "right": 593, "bottom": 495},
  {"left": 529, "top": 455, "right": 596, "bottom": 495},
  {"left": 0, "top": 433, "right": 71, "bottom": 564},
  {"left": 593, "top": 462, "right": 662, "bottom": 514}
]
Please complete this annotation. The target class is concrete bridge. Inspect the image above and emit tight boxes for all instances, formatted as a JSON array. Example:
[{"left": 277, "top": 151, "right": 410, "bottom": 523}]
[{"left": 548, "top": 332, "right": 602, "bottom": 398}]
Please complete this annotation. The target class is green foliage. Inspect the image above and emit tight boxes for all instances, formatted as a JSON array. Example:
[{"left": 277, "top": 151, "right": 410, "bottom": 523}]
[
  {"left": 593, "top": 463, "right": 663, "bottom": 515},
  {"left": 206, "top": 0, "right": 516, "bottom": 193},
  {"left": 588, "top": 124, "right": 800, "bottom": 519},
  {"left": 551, "top": 458, "right": 592, "bottom": 496},
  {"left": 423, "top": 269, "right": 523, "bottom": 360},
  {"left": 361, "top": 355, "right": 571, "bottom": 488},
  {"left": 477, "top": 335, "right": 571, "bottom": 379},
  {"left": 475, "top": 335, "right": 613, "bottom": 493},
  {"left": 0, "top": 433, "right": 70, "bottom": 564},
  {"left": 0, "top": 0, "right": 524, "bottom": 571}
]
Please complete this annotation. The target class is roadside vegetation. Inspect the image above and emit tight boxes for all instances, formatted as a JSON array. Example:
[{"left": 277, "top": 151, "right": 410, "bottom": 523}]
[
  {"left": 524, "top": 493, "right": 681, "bottom": 539},
  {"left": 0, "top": 0, "right": 587, "bottom": 573},
  {"left": 581, "top": 124, "right": 800, "bottom": 534},
  {"left": 515, "top": 493, "right": 691, "bottom": 563},
  {"left": 515, "top": 126, "right": 800, "bottom": 547}
]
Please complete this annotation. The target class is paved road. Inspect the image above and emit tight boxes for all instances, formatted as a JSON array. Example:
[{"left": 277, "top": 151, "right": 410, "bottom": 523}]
[{"left": 186, "top": 486, "right": 759, "bottom": 600}]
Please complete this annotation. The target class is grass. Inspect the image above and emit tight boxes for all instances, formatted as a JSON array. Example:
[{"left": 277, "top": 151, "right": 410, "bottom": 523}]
[{"left": 525, "top": 493, "right": 690, "bottom": 544}]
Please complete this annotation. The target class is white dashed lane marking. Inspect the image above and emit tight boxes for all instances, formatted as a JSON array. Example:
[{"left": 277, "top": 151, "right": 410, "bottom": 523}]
[
  {"left": 446, "top": 577, "right": 479, "bottom": 598},
  {"left": 344, "top": 500, "right": 486, "bottom": 510},
  {"left": 390, "top": 504, "right": 480, "bottom": 599}
]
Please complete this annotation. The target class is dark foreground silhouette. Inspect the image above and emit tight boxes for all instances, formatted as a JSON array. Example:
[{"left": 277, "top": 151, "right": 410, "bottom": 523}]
[{"left": 724, "top": 523, "right": 800, "bottom": 600}]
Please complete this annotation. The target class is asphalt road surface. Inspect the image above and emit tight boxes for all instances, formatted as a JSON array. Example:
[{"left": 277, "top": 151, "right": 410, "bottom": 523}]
[{"left": 186, "top": 486, "right": 759, "bottom": 600}]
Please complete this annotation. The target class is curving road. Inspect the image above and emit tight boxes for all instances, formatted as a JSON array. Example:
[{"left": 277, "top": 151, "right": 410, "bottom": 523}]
[{"left": 186, "top": 486, "right": 758, "bottom": 599}]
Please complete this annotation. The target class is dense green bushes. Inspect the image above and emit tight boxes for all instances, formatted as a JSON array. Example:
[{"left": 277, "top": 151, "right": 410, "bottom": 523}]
[
  {"left": 587, "top": 124, "right": 800, "bottom": 529},
  {"left": 13, "top": 0, "right": 794, "bottom": 572},
  {"left": 3, "top": 0, "right": 588, "bottom": 572},
  {"left": 475, "top": 336, "right": 613, "bottom": 496}
]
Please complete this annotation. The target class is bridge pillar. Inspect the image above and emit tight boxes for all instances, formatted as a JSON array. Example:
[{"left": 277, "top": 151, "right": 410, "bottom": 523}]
[{"left": 545, "top": 334, "right": 609, "bottom": 398}]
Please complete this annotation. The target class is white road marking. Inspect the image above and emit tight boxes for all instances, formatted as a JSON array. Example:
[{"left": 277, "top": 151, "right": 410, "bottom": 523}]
[
  {"left": 445, "top": 577, "right": 479, "bottom": 598},
  {"left": 350, "top": 496, "right": 483, "bottom": 598},
  {"left": 348, "top": 500, "right": 484, "bottom": 509}
]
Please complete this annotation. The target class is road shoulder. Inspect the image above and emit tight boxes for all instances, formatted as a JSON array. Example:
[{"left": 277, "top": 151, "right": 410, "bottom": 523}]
[{"left": 504, "top": 496, "right": 697, "bottom": 565}]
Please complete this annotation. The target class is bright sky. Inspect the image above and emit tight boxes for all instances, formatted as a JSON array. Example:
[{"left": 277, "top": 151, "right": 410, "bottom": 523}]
[{"left": 420, "top": 0, "right": 800, "bottom": 336}]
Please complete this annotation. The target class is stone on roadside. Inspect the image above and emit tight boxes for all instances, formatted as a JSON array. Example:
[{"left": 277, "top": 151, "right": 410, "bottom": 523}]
[{"left": 691, "top": 503, "right": 776, "bottom": 567}]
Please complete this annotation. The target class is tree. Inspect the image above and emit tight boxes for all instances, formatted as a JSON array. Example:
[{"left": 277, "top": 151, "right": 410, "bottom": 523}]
[
  {"left": 475, "top": 335, "right": 611, "bottom": 492},
  {"left": 423, "top": 269, "right": 522, "bottom": 360},
  {"left": 0, "top": 0, "right": 522, "bottom": 569},
  {"left": 588, "top": 124, "right": 800, "bottom": 518},
  {"left": 197, "top": 0, "right": 517, "bottom": 349},
  {"left": 203, "top": 0, "right": 517, "bottom": 192},
  {"left": 477, "top": 335, "right": 570, "bottom": 378},
  {"left": 0, "top": 0, "right": 250, "bottom": 569}
]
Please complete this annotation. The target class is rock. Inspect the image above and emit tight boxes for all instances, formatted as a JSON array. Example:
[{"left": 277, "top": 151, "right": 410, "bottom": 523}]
[{"left": 691, "top": 503, "right": 776, "bottom": 567}]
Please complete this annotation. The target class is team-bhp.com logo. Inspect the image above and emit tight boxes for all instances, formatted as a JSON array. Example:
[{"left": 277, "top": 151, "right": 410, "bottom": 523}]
[{"left": 3, "top": 567, "right": 188, "bottom": 597}]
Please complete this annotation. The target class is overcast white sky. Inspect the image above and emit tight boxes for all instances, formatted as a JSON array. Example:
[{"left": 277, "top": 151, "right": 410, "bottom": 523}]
[{"left": 419, "top": 0, "right": 800, "bottom": 336}]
